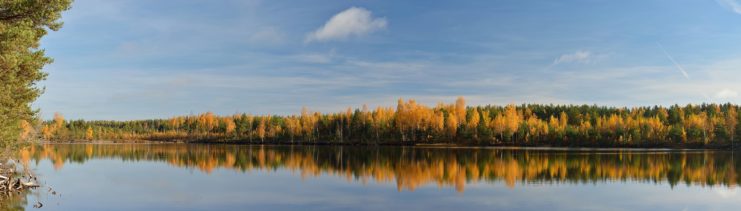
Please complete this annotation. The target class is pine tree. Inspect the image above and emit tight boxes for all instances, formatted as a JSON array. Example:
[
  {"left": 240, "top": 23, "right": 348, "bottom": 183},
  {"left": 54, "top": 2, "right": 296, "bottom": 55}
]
[{"left": 0, "top": 0, "right": 72, "bottom": 143}]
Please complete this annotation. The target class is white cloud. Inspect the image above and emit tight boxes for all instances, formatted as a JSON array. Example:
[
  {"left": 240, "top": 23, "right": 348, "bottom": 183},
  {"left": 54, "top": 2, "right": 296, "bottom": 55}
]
[
  {"left": 553, "top": 50, "right": 592, "bottom": 65},
  {"left": 718, "top": 0, "right": 741, "bottom": 14},
  {"left": 715, "top": 89, "right": 738, "bottom": 99},
  {"left": 715, "top": 188, "right": 738, "bottom": 199},
  {"left": 305, "top": 7, "right": 387, "bottom": 43}
]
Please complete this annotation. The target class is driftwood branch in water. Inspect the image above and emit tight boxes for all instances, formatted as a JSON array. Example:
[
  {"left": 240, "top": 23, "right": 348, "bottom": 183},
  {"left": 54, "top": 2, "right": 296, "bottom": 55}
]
[{"left": 0, "top": 172, "right": 39, "bottom": 192}]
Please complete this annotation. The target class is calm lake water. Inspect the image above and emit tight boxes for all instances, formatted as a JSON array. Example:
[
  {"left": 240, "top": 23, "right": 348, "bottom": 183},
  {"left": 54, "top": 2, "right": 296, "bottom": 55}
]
[{"left": 13, "top": 143, "right": 741, "bottom": 210}]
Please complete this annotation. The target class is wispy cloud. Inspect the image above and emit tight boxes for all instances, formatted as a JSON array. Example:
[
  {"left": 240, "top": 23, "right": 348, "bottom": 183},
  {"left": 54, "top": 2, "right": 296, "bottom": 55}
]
[
  {"left": 718, "top": 0, "right": 741, "bottom": 14},
  {"left": 248, "top": 27, "right": 286, "bottom": 45},
  {"left": 716, "top": 188, "right": 739, "bottom": 199},
  {"left": 305, "top": 7, "right": 387, "bottom": 43},
  {"left": 715, "top": 89, "right": 738, "bottom": 99},
  {"left": 552, "top": 50, "right": 593, "bottom": 65},
  {"left": 292, "top": 49, "right": 337, "bottom": 64},
  {"left": 657, "top": 42, "right": 690, "bottom": 79}
]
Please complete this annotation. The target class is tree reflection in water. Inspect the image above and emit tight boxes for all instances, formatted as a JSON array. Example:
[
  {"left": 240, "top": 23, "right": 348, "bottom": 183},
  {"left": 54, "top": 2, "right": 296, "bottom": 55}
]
[
  {"left": 20, "top": 144, "right": 741, "bottom": 192},
  {"left": 0, "top": 193, "right": 28, "bottom": 211}
]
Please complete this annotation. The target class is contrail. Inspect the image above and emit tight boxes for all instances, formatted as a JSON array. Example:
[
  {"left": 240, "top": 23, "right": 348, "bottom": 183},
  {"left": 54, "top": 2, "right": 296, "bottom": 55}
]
[
  {"left": 657, "top": 42, "right": 712, "bottom": 101},
  {"left": 657, "top": 42, "right": 690, "bottom": 79}
]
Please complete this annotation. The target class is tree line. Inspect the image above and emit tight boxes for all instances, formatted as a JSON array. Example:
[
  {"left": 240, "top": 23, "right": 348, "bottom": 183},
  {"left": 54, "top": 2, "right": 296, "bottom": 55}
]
[{"left": 37, "top": 97, "right": 741, "bottom": 147}]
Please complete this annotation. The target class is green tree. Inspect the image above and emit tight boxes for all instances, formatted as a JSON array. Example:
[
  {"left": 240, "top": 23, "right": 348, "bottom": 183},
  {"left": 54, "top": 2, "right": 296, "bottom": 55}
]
[{"left": 0, "top": 0, "right": 72, "bottom": 143}]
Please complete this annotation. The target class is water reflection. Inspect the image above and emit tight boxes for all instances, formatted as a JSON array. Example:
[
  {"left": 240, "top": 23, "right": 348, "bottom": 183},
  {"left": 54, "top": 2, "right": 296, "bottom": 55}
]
[
  {"left": 0, "top": 192, "right": 29, "bottom": 211},
  {"left": 20, "top": 144, "right": 741, "bottom": 192}
]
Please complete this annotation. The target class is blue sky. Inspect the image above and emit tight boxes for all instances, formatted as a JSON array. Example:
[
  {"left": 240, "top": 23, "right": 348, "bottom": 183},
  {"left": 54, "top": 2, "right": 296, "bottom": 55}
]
[{"left": 36, "top": 0, "right": 741, "bottom": 120}]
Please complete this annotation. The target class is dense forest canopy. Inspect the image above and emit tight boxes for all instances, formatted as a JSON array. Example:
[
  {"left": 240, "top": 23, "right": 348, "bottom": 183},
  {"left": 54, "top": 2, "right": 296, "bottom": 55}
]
[
  {"left": 42, "top": 97, "right": 741, "bottom": 148},
  {"left": 0, "top": 0, "right": 72, "bottom": 144}
]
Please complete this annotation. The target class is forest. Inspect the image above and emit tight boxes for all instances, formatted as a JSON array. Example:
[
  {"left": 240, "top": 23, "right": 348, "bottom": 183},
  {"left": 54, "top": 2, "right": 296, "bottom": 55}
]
[{"left": 36, "top": 97, "right": 741, "bottom": 148}]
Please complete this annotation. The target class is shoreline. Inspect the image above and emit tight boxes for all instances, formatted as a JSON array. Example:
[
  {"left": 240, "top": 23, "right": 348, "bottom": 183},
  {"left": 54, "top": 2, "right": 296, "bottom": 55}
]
[{"left": 40, "top": 139, "right": 740, "bottom": 151}]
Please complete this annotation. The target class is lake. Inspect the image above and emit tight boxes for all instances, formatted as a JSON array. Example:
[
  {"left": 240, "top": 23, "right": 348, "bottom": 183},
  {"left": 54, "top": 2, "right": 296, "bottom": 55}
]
[{"left": 13, "top": 143, "right": 741, "bottom": 210}]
